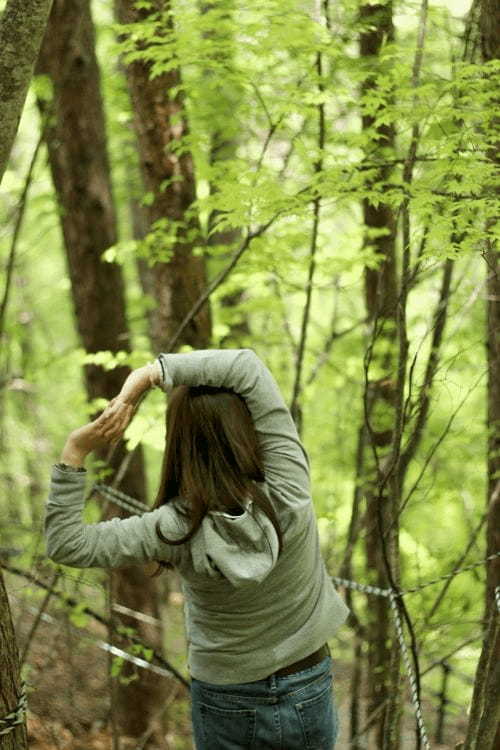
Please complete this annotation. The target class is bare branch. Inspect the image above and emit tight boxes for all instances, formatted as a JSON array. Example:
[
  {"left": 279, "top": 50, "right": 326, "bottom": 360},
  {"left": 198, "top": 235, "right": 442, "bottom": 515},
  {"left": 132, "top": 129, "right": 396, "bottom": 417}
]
[
  {"left": 399, "top": 258, "right": 454, "bottom": 478},
  {"left": 396, "top": 369, "right": 487, "bottom": 524},
  {"left": 0, "top": 131, "right": 44, "bottom": 341},
  {"left": 2, "top": 563, "right": 190, "bottom": 690},
  {"left": 19, "top": 570, "right": 60, "bottom": 666},
  {"left": 268, "top": 273, "right": 297, "bottom": 356},
  {"left": 165, "top": 213, "right": 281, "bottom": 353},
  {"left": 306, "top": 317, "right": 367, "bottom": 388},
  {"left": 289, "top": 49, "right": 326, "bottom": 432},
  {"left": 421, "top": 510, "right": 489, "bottom": 630}
]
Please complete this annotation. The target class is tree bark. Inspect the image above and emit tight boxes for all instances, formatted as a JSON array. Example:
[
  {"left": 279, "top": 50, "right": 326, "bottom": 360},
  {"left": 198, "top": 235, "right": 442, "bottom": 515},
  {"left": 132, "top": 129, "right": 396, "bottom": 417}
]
[
  {"left": 0, "top": 573, "right": 28, "bottom": 749},
  {"left": 463, "top": 2, "right": 500, "bottom": 748},
  {"left": 359, "top": 3, "right": 401, "bottom": 748},
  {"left": 200, "top": 0, "right": 250, "bottom": 347},
  {"left": 36, "top": 1, "right": 167, "bottom": 739},
  {"left": 0, "top": 2, "right": 53, "bottom": 743},
  {"left": 115, "top": 0, "right": 212, "bottom": 353},
  {"left": 0, "top": 0, "right": 53, "bottom": 182},
  {"left": 481, "top": 0, "right": 500, "bottom": 688}
]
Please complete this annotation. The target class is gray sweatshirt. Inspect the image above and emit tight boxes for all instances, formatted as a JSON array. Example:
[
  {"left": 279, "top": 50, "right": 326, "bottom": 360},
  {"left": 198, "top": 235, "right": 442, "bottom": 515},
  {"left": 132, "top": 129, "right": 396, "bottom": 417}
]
[{"left": 45, "top": 348, "right": 349, "bottom": 684}]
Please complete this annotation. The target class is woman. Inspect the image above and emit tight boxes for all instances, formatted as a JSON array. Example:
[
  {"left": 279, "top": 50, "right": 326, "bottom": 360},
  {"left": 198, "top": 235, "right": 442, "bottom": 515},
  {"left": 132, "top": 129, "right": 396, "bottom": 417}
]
[{"left": 46, "top": 348, "right": 349, "bottom": 749}]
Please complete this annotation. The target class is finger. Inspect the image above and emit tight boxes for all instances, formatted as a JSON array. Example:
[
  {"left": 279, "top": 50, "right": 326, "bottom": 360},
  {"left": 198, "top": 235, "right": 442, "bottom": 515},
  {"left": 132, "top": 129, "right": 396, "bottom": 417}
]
[
  {"left": 96, "top": 402, "right": 133, "bottom": 436},
  {"left": 96, "top": 402, "right": 127, "bottom": 424},
  {"left": 102, "top": 412, "right": 131, "bottom": 438},
  {"left": 100, "top": 403, "right": 121, "bottom": 419},
  {"left": 102, "top": 425, "right": 123, "bottom": 440}
]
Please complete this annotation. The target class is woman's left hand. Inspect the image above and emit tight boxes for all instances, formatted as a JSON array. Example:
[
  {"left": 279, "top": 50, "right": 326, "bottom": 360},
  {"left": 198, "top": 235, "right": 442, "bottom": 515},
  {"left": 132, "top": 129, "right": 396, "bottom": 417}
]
[{"left": 60, "top": 398, "right": 135, "bottom": 467}]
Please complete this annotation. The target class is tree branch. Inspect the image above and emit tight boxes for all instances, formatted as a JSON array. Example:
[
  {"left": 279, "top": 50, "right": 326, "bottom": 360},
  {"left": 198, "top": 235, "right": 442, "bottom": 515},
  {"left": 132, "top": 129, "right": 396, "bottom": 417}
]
[
  {"left": 0, "top": 130, "right": 44, "bottom": 341},
  {"left": 399, "top": 258, "right": 454, "bottom": 478},
  {"left": 2, "top": 563, "right": 190, "bottom": 690},
  {"left": 290, "top": 47, "right": 326, "bottom": 431},
  {"left": 165, "top": 213, "right": 281, "bottom": 353}
]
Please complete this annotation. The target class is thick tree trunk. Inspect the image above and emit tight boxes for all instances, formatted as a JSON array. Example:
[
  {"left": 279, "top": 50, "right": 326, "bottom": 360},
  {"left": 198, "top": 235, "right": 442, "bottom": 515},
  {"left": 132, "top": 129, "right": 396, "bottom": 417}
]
[
  {"left": 0, "top": 573, "right": 28, "bottom": 749},
  {"left": 359, "top": 3, "right": 401, "bottom": 748},
  {"left": 36, "top": 1, "right": 167, "bottom": 740},
  {"left": 115, "top": 0, "right": 211, "bottom": 352},
  {"left": 0, "top": 2, "right": 52, "bottom": 744},
  {"left": 0, "top": 0, "right": 53, "bottom": 181}
]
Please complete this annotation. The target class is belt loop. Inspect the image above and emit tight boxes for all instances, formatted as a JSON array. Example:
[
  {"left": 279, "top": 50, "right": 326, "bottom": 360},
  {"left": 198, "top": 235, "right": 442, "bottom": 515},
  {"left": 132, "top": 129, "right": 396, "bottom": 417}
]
[{"left": 269, "top": 672, "right": 277, "bottom": 693}]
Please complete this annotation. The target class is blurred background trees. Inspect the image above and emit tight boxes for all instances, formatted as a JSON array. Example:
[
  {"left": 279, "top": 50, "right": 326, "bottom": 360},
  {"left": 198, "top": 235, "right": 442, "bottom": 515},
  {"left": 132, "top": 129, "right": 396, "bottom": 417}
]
[{"left": 0, "top": 0, "right": 498, "bottom": 747}]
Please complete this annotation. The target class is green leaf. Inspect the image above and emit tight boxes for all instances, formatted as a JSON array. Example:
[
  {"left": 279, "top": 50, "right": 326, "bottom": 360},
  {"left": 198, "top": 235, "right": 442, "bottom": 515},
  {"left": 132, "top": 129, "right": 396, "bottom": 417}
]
[{"left": 68, "top": 602, "right": 90, "bottom": 628}]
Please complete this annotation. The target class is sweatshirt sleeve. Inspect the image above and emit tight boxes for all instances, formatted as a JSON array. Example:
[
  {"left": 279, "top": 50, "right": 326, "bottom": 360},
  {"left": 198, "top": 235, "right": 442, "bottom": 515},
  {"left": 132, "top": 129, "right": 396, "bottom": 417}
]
[
  {"left": 157, "top": 348, "right": 311, "bottom": 510},
  {"left": 45, "top": 465, "right": 188, "bottom": 569}
]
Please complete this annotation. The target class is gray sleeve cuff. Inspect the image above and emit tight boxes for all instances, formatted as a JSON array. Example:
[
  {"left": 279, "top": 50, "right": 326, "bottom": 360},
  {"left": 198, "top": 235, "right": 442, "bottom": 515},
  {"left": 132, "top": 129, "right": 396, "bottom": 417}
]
[
  {"left": 157, "top": 354, "right": 173, "bottom": 394},
  {"left": 54, "top": 462, "right": 86, "bottom": 473}
]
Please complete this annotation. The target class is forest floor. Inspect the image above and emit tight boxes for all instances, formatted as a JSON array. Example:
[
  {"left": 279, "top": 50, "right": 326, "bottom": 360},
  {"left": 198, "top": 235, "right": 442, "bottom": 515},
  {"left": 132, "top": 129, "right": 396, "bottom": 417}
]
[{"left": 7, "top": 570, "right": 469, "bottom": 750}]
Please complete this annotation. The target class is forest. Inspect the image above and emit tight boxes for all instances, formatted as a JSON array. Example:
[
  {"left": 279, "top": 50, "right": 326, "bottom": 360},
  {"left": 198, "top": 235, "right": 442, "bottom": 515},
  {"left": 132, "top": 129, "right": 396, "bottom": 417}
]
[{"left": 0, "top": 0, "right": 498, "bottom": 748}]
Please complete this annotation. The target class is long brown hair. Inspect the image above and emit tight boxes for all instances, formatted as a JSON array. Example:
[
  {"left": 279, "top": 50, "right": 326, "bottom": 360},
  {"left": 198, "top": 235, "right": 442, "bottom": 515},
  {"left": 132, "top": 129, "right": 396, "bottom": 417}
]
[{"left": 152, "top": 384, "right": 284, "bottom": 571}]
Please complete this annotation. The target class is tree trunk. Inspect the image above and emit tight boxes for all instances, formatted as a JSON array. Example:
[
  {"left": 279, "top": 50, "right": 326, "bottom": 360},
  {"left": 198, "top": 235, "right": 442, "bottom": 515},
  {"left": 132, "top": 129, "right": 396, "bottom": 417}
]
[
  {"left": 462, "top": 2, "right": 500, "bottom": 748},
  {"left": 36, "top": 1, "right": 167, "bottom": 740},
  {"left": 115, "top": 0, "right": 212, "bottom": 353},
  {"left": 0, "top": 2, "right": 52, "bottom": 744},
  {"left": 480, "top": 0, "right": 499, "bottom": 628},
  {"left": 200, "top": 0, "right": 250, "bottom": 347},
  {"left": 0, "top": 0, "right": 53, "bottom": 181},
  {"left": 359, "top": 3, "right": 401, "bottom": 748},
  {"left": 0, "top": 573, "right": 28, "bottom": 749}
]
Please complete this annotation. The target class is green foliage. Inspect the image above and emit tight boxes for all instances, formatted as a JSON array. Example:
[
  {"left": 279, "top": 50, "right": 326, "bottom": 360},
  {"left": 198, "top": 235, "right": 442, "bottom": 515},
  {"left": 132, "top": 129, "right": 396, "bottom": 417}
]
[
  {"left": 110, "top": 655, "right": 139, "bottom": 685},
  {"left": 68, "top": 601, "right": 91, "bottom": 628},
  {"left": 0, "top": 0, "right": 496, "bottom": 735}
]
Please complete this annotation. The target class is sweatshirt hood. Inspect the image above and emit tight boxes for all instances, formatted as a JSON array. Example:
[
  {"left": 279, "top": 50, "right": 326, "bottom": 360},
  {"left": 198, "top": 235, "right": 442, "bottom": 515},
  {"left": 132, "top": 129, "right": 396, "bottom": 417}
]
[{"left": 189, "top": 490, "right": 280, "bottom": 588}]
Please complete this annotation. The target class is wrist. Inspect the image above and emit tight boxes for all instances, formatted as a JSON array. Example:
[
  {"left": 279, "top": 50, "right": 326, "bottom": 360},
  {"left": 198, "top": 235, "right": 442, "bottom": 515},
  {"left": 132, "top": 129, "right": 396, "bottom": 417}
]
[
  {"left": 118, "top": 365, "right": 153, "bottom": 405},
  {"left": 60, "top": 438, "right": 87, "bottom": 468}
]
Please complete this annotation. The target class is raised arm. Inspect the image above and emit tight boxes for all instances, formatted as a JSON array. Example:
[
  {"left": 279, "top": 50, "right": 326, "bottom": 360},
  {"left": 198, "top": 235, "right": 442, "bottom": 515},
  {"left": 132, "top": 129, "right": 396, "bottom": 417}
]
[
  {"left": 45, "top": 465, "right": 188, "bottom": 568},
  {"left": 157, "top": 349, "right": 311, "bottom": 510},
  {"left": 45, "top": 387, "right": 187, "bottom": 569}
]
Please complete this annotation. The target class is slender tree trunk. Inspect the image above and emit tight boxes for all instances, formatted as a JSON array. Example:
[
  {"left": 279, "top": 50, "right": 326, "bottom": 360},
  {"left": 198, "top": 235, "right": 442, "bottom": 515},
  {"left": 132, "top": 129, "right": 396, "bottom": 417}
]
[
  {"left": 481, "top": 0, "right": 500, "bottom": 740},
  {"left": 36, "top": 1, "right": 167, "bottom": 740},
  {"left": 200, "top": 0, "right": 250, "bottom": 347},
  {"left": 359, "top": 3, "right": 401, "bottom": 748},
  {"left": 0, "top": 0, "right": 53, "bottom": 181},
  {"left": 0, "top": 573, "right": 28, "bottom": 749},
  {"left": 462, "top": 3, "right": 500, "bottom": 748},
  {"left": 114, "top": 0, "right": 211, "bottom": 353}
]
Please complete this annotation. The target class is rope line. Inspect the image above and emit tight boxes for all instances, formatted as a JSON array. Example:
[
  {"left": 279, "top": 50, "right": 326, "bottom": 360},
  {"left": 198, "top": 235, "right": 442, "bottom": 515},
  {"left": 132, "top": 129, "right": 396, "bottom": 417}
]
[
  {"left": 0, "top": 683, "right": 27, "bottom": 737},
  {"left": 396, "top": 552, "right": 500, "bottom": 597},
  {"left": 7, "top": 478, "right": 493, "bottom": 747},
  {"left": 331, "top": 551, "right": 500, "bottom": 600},
  {"left": 28, "top": 606, "right": 183, "bottom": 682},
  {"left": 15, "top": 599, "right": 190, "bottom": 688},
  {"left": 93, "top": 483, "right": 149, "bottom": 515},
  {"left": 388, "top": 592, "right": 431, "bottom": 750},
  {"left": 3, "top": 541, "right": 498, "bottom": 749},
  {"left": 81, "top": 480, "right": 500, "bottom": 750},
  {"left": 94, "top": 482, "right": 500, "bottom": 599},
  {"left": 331, "top": 576, "right": 390, "bottom": 598}
]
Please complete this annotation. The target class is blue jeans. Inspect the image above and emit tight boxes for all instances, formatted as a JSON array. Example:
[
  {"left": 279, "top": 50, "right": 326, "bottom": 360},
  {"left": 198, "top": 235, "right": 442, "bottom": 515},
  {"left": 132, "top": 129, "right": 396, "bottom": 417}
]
[{"left": 190, "top": 654, "right": 338, "bottom": 749}]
